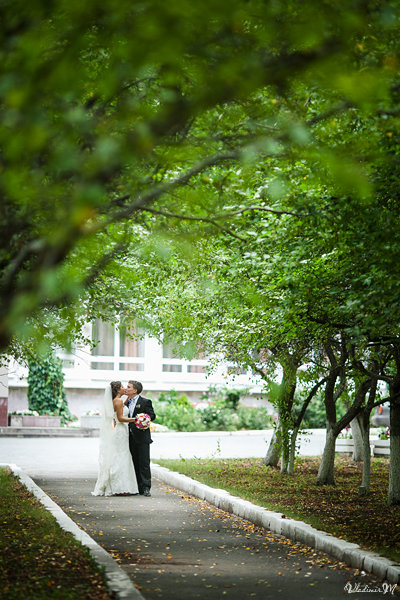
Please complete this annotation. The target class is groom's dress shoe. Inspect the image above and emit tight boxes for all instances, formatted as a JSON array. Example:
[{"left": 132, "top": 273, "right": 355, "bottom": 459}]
[{"left": 143, "top": 488, "right": 151, "bottom": 497}]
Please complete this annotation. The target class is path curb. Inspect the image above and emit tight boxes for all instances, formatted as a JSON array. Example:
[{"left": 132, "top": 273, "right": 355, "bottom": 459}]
[
  {"left": 1, "top": 463, "right": 144, "bottom": 600},
  {"left": 151, "top": 462, "right": 400, "bottom": 584}
]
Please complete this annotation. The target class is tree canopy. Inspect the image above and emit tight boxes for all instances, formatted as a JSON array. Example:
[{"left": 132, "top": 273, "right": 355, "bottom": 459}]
[{"left": 2, "top": 0, "right": 399, "bottom": 360}]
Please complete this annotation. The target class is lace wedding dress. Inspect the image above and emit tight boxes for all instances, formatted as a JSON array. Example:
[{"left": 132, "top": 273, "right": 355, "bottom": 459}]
[{"left": 92, "top": 403, "right": 138, "bottom": 496}]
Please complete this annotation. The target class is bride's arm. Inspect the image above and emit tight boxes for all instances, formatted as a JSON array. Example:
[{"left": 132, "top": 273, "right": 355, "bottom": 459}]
[{"left": 113, "top": 398, "right": 136, "bottom": 423}]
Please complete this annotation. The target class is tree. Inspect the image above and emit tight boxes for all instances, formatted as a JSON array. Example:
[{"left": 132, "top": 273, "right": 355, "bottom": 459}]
[
  {"left": 1, "top": 0, "right": 398, "bottom": 358},
  {"left": 3, "top": 0, "right": 400, "bottom": 501}
]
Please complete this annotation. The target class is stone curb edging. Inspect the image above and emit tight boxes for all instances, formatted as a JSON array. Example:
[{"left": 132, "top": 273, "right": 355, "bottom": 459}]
[
  {"left": 1, "top": 463, "right": 144, "bottom": 600},
  {"left": 0, "top": 427, "right": 99, "bottom": 437},
  {"left": 151, "top": 462, "right": 400, "bottom": 585}
]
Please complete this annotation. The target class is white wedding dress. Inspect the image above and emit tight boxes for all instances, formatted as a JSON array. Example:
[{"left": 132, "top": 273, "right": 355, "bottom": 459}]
[{"left": 92, "top": 404, "right": 138, "bottom": 496}]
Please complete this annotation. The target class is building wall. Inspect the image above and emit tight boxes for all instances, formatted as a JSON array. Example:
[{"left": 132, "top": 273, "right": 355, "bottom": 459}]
[
  {"left": 7, "top": 321, "right": 268, "bottom": 417},
  {"left": 9, "top": 387, "right": 270, "bottom": 418}
]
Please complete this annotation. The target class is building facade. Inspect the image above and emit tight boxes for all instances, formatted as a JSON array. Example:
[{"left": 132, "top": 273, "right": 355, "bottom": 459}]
[{"left": 8, "top": 319, "right": 266, "bottom": 418}]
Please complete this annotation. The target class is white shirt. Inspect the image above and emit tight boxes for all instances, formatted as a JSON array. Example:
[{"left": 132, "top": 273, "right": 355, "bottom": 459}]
[{"left": 129, "top": 394, "right": 140, "bottom": 417}]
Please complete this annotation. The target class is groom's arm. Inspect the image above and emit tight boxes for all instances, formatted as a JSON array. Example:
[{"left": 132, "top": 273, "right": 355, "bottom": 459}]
[{"left": 145, "top": 399, "right": 156, "bottom": 422}]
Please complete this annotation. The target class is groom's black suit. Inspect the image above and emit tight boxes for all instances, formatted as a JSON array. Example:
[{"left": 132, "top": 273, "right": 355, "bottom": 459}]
[{"left": 127, "top": 396, "right": 156, "bottom": 494}]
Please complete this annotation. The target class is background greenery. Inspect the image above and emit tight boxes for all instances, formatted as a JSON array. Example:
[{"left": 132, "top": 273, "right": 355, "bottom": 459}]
[{"left": 152, "top": 388, "right": 274, "bottom": 432}]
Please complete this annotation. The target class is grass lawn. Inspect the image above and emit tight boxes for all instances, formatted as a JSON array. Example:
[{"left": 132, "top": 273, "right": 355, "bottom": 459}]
[
  {"left": 154, "top": 455, "right": 400, "bottom": 563},
  {"left": 0, "top": 467, "right": 114, "bottom": 600}
]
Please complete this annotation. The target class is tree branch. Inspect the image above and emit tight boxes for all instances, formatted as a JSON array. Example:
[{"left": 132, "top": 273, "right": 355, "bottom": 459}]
[
  {"left": 84, "top": 151, "right": 240, "bottom": 234},
  {"left": 217, "top": 205, "right": 305, "bottom": 220},
  {"left": 1, "top": 239, "right": 46, "bottom": 292},
  {"left": 139, "top": 207, "right": 247, "bottom": 241},
  {"left": 294, "top": 376, "right": 328, "bottom": 429}
]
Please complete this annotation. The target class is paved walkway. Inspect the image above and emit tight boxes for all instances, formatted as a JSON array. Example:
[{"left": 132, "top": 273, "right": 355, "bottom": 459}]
[
  {"left": 34, "top": 475, "right": 385, "bottom": 600},
  {"left": 1, "top": 435, "right": 397, "bottom": 599}
]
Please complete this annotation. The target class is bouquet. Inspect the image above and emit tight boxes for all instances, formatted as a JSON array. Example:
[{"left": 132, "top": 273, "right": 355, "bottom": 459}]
[{"left": 135, "top": 413, "right": 151, "bottom": 430}]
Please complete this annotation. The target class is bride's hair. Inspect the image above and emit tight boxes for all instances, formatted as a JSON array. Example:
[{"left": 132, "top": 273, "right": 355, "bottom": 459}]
[{"left": 110, "top": 381, "right": 122, "bottom": 400}]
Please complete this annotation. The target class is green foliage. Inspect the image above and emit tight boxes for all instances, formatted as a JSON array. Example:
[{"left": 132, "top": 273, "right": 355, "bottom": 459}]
[
  {"left": 157, "top": 390, "right": 191, "bottom": 407},
  {"left": 236, "top": 406, "right": 273, "bottom": 430},
  {"left": 200, "top": 402, "right": 240, "bottom": 432},
  {"left": 153, "top": 390, "right": 204, "bottom": 431},
  {"left": 153, "top": 400, "right": 205, "bottom": 432},
  {"left": 27, "top": 354, "right": 71, "bottom": 424},
  {"left": 200, "top": 385, "right": 247, "bottom": 409},
  {"left": 2, "top": 0, "right": 399, "bottom": 359},
  {"left": 220, "top": 389, "right": 241, "bottom": 410},
  {"left": 293, "top": 391, "right": 347, "bottom": 429},
  {"left": 153, "top": 388, "right": 272, "bottom": 431}
]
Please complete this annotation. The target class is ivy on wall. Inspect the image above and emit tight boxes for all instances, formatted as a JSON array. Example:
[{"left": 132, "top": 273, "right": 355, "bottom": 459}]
[{"left": 27, "top": 354, "right": 71, "bottom": 424}]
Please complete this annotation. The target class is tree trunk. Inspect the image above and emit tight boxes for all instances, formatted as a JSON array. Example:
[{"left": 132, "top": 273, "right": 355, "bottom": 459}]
[
  {"left": 277, "top": 359, "right": 298, "bottom": 474},
  {"left": 350, "top": 417, "right": 364, "bottom": 462},
  {"left": 317, "top": 426, "right": 337, "bottom": 485},
  {"left": 263, "top": 355, "right": 298, "bottom": 469},
  {"left": 358, "top": 410, "right": 371, "bottom": 496},
  {"left": 263, "top": 426, "right": 281, "bottom": 467},
  {"left": 287, "top": 426, "right": 299, "bottom": 475},
  {"left": 280, "top": 451, "right": 288, "bottom": 474},
  {"left": 388, "top": 398, "right": 400, "bottom": 505}
]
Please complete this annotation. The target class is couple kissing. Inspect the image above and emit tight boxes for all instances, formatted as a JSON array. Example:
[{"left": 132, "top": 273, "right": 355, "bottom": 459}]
[{"left": 92, "top": 380, "right": 156, "bottom": 497}]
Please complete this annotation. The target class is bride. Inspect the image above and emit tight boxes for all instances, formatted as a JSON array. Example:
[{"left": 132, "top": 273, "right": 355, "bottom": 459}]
[{"left": 92, "top": 381, "right": 139, "bottom": 496}]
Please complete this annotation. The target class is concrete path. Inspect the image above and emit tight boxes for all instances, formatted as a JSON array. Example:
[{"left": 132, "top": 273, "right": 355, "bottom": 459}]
[
  {"left": 1, "top": 435, "right": 397, "bottom": 598},
  {"left": 33, "top": 475, "right": 388, "bottom": 600}
]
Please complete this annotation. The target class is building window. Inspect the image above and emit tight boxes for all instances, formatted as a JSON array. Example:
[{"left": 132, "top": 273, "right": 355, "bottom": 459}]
[
  {"left": 162, "top": 341, "right": 183, "bottom": 373},
  {"left": 91, "top": 318, "right": 145, "bottom": 372},
  {"left": 162, "top": 364, "right": 183, "bottom": 373},
  {"left": 92, "top": 320, "right": 115, "bottom": 356},
  {"left": 187, "top": 365, "right": 206, "bottom": 373},
  {"left": 119, "top": 321, "right": 145, "bottom": 358},
  {"left": 162, "top": 342, "right": 180, "bottom": 359},
  {"left": 92, "top": 361, "right": 114, "bottom": 370},
  {"left": 187, "top": 348, "right": 206, "bottom": 373},
  {"left": 227, "top": 366, "right": 248, "bottom": 376},
  {"left": 119, "top": 362, "right": 145, "bottom": 372}
]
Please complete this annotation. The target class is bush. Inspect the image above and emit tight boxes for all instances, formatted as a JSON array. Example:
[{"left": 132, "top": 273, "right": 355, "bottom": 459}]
[
  {"left": 152, "top": 400, "right": 205, "bottom": 432},
  {"left": 152, "top": 391, "right": 204, "bottom": 431},
  {"left": 200, "top": 401, "right": 240, "bottom": 431},
  {"left": 236, "top": 406, "right": 273, "bottom": 430},
  {"left": 152, "top": 388, "right": 273, "bottom": 432}
]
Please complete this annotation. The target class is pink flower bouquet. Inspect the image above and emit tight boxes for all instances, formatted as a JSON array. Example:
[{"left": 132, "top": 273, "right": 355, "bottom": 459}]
[{"left": 135, "top": 413, "right": 151, "bottom": 430}]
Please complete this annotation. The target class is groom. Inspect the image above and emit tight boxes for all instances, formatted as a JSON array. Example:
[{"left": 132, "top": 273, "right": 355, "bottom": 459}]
[{"left": 125, "top": 380, "right": 156, "bottom": 497}]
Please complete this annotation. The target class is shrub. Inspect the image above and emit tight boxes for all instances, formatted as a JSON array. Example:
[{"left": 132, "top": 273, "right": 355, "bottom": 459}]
[
  {"left": 200, "top": 401, "right": 240, "bottom": 431},
  {"left": 153, "top": 388, "right": 273, "bottom": 432},
  {"left": 152, "top": 399, "right": 205, "bottom": 432},
  {"left": 236, "top": 406, "right": 273, "bottom": 430}
]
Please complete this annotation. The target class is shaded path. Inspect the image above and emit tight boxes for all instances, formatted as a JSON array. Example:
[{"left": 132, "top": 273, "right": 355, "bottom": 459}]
[{"left": 34, "top": 476, "right": 389, "bottom": 600}]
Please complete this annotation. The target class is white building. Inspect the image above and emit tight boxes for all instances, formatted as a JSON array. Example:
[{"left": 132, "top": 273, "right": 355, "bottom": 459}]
[{"left": 8, "top": 319, "right": 266, "bottom": 417}]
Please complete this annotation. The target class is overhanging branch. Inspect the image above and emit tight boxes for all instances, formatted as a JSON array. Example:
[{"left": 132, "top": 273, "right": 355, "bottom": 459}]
[
  {"left": 140, "top": 207, "right": 247, "bottom": 241},
  {"left": 84, "top": 150, "right": 240, "bottom": 235}
]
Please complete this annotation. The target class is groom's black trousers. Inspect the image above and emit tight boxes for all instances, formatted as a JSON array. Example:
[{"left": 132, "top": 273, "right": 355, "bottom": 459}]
[{"left": 129, "top": 437, "right": 151, "bottom": 491}]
